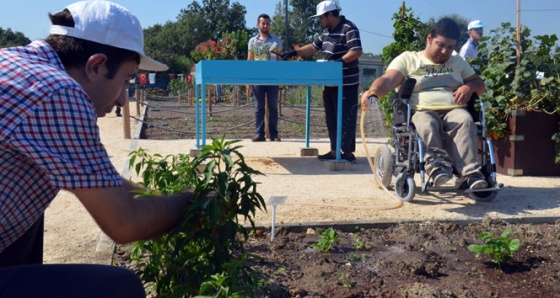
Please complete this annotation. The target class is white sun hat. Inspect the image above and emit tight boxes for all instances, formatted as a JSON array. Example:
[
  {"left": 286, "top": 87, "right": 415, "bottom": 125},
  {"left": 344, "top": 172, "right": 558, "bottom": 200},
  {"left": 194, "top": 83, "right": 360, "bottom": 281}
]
[
  {"left": 310, "top": 1, "right": 340, "bottom": 18},
  {"left": 49, "top": 1, "right": 168, "bottom": 71},
  {"left": 468, "top": 20, "right": 485, "bottom": 30}
]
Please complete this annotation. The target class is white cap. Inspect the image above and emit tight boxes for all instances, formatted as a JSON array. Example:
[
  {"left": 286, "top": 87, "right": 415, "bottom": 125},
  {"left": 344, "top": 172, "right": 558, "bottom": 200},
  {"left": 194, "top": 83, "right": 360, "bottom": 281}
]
[
  {"left": 49, "top": 1, "right": 168, "bottom": 71},
  {"left": 468, "top": 20, "right": 485, "bottom": 30},
  {"left": 310, "top": 1, "right": 339, "bottom": 18}
]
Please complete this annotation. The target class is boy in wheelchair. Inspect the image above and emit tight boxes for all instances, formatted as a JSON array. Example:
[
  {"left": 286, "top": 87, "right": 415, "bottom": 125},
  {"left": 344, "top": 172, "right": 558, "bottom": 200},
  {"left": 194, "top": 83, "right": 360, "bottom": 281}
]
[{"left": 360, "top": 18, "right": 489, "bottom": 193}]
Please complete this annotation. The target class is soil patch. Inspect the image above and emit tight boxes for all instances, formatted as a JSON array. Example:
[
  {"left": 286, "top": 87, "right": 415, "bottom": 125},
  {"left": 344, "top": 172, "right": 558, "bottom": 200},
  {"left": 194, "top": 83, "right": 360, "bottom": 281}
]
[
  {"left": 116, "top": 98, "right": 560, "bottom": 297},
  {"left": 139, "top": 98, "right": 386, "bottom": 140},
  {"left": 114, "top": 218, "right": 560, "bottom": 297}
]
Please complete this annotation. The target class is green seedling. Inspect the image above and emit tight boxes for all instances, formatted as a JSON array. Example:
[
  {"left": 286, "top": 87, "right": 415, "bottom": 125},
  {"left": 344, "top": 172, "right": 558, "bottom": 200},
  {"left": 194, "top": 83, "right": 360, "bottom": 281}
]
[
  {"left": 311, "top": 227, "right": 339, "bottom": 253},
  {"left": 338, "top": 273, "right": 355, "bottom": 289},
  {"left": 468, "top": 228, "right": 521, "bottom": 270}
]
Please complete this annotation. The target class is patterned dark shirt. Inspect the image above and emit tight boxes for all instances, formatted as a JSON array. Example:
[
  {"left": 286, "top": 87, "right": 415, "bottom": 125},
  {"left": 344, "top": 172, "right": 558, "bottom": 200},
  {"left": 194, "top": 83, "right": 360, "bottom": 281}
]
[
  {"left": 312, "top": 16, "right": 362, "bottom": 86},
  {"left": 0, "top": 40, "right": 122, "bottom": 252}
]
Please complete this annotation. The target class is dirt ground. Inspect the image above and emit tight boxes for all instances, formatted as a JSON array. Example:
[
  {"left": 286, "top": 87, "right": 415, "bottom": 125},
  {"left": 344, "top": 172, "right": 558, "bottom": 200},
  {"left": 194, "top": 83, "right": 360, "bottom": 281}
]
[{"left": 111, "top": 98, "right": 560, "bottom": 297}]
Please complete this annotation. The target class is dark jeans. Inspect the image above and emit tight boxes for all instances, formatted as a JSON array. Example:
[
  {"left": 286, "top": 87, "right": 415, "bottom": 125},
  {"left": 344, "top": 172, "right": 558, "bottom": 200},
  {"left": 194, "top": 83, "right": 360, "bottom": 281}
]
[
  {"left": 0, "top": 215, "right": 44, "bottom": 267},
  {"left": 253, "top": 85, "right": 279, "bottom": 138},
  {"left": 0, "top": 264, "right": 145, "bottom": 298},
  {"left": 323, "top": 85, "right": 359, "bottom": 153}
]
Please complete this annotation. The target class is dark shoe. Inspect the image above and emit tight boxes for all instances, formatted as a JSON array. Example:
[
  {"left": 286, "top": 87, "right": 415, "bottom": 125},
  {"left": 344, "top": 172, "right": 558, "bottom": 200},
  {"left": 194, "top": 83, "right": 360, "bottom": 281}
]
[
  {"left": 342, "top": 152, "right": 357, "bottom": 163},
  {"left": 270, "top": 136, "right": 281, "bottom": 142},
  {"left": 252, "top": 134, "right": 266, "bottom": 142},
  {"left": 317, "top": 151, "right": 336, "bottom": 161},
  {"left": 431, "top": 169, "right": 452, "bottom": 187},
  {"left": 115, "top": 113, "right": 122, "bottom": 117},
  {"left": 467, "top": 174, "right": 488, "bottom": 190}
]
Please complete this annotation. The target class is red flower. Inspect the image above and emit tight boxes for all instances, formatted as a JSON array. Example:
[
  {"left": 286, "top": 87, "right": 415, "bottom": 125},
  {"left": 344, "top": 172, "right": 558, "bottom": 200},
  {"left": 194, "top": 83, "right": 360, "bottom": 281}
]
[
  {"left": 215, "top": 47, "right": 221, "bottom": 52},
  {"left": 210, "top": 41, "right": 217, "bottom": 46}
]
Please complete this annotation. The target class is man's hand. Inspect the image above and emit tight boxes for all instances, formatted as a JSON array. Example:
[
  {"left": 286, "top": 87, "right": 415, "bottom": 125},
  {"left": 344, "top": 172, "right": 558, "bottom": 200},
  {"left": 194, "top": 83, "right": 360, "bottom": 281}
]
[
  {"left": 361, "top": 90, "right": 378, "bottom": 110},
  {"left": 452, "top": 85, "right": 473, "bottom": 105},
  {"left": 280, "top": 50, "right": 297, "bottom": 60}
]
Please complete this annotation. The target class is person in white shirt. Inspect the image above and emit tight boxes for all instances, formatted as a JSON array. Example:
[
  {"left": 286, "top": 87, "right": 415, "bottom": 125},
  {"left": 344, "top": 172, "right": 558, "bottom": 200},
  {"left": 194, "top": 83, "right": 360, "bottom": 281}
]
[{"left": 459, "top": 20, "right": 485, "bottom": 60}]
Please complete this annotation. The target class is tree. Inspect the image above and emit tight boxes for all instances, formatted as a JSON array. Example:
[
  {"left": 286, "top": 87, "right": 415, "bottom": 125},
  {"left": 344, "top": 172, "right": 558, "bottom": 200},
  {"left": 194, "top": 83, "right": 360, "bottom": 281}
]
[
  {"left": 0, "top": 27, "right": 31, "bottom": 48},
  {"left": 270, "top": 0, "right": 323, "bottom": 52},
  {"left": 143, "top": 0, "right": 248, "bottom": 73},
  {"left": 380, "top": 6, "right": 429, "bottom": 66}
]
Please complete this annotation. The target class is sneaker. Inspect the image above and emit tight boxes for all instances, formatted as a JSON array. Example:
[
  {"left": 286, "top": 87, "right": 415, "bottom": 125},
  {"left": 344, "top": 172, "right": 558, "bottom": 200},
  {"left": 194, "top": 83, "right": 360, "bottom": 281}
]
[
  {"left": 467, "top": 175, "right": 488, "bottom": 190},
  {"left": 432, "top": 169, "right": 452, "bottom": 187},
  {"left": 270, "top": 136, "right": 281, "bottom": 142},
  {"left": 342, "top": 152, "right": 357, "bottom": 163},
  {"left": 317, "top": 151, "right": 336, "bottom": 161},
  {"left": 252, "top": 134, "right": 266, "bottom": 142}
]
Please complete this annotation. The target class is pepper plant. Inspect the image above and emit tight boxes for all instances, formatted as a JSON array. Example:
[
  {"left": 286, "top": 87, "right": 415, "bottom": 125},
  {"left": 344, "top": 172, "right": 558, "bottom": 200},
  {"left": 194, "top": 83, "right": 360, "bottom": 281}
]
[
  {"left": 126, "top": 137, "right": 266, "bottom": 297},
  {"left": 467, "top": 228, "right": 521, "bottom": 271}
]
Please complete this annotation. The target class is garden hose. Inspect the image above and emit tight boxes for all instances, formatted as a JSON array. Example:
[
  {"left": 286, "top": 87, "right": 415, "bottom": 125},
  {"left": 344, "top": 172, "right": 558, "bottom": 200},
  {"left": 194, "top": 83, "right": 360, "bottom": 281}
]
[{"left": 359, "top": 103, "right": 403, "bottom": 210}]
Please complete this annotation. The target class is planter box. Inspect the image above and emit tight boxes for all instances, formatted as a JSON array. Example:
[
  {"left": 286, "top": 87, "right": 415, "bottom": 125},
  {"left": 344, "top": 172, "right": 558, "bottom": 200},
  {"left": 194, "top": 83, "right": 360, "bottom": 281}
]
[{"left": 493, "top": 110, "right": 560, "bottom": 176}]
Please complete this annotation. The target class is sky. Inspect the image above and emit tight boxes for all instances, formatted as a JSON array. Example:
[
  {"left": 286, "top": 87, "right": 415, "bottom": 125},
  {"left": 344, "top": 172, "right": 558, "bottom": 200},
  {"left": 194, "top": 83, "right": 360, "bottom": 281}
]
[{"left": 1, "top": 0, "right": 559, "bottom": 55}]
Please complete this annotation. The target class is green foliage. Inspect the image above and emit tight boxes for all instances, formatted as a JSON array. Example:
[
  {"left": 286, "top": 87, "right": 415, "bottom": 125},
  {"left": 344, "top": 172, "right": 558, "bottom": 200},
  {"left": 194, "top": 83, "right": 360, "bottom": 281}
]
[
  {"left": 478, "top": 22, "right": 560, "bottom": 140},
  {"left": 128, "top": 137, "right": 267, "bottom": 297},
  {"left": 270, "top": 0, "right": 324, "bottom": 58},
  {"left": 191, "top": 38, "right": 239, "bottom": 62},
  {"left": 378, "top": 6, "right": 429, "bottom": 127},
  {"left": 311, "top": 227, "right": 339, "bottom": 253},
  {"left": 552, "top": 125, "right": 560, "bottom": 164},
  {"left": 0, "top": 27, "right": 31, "bottom": 48},
  {"left": 381, "top": 6, "right": 429, "bottom": 67},
  {"left": 222, "top": 30, "right": 250, "bottom": 60},
  {"left": 143, "top": 0, "right": 248, "bottom": 73},
  {"left": 467, "top": 229, "right": 521, "bottom": 270},
  {"left": 167, "top": 77, "right": 191, "bottom": 97}
]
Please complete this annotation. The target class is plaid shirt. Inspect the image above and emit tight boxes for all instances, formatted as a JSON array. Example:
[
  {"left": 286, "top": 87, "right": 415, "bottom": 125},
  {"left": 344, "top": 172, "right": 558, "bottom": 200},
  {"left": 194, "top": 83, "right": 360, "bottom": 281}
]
[{"left": 0, "top": 41, "right": 123, "bottom": 252}]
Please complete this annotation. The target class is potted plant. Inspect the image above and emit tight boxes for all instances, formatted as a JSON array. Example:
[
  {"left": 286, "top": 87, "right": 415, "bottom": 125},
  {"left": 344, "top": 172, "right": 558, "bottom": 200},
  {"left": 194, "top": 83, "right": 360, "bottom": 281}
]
[{"left": 477, "top": 22, "right": 560, "bottom": 176}]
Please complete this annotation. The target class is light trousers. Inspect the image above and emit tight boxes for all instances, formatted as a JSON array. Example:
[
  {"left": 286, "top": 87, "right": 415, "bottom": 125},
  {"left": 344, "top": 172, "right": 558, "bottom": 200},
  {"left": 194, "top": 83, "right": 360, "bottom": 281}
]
[{"left": 411, "top": 108, "right": 481, "bottom": 178}]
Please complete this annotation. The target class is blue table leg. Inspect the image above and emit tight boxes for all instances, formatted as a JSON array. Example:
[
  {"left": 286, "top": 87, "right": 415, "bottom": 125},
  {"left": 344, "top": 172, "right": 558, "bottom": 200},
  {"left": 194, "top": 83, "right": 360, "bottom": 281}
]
[
  {"left": 335, "top": 86, "right": 343, "bottom": 161},
  {"left": 195, "top": 84, "right": 200, "bottom": 148},
  {"left": 201, "top": 85, "right": 207, "bottom": 146},
  {"left": 305, "top": 86, "right": 311, "bottom": 148}
]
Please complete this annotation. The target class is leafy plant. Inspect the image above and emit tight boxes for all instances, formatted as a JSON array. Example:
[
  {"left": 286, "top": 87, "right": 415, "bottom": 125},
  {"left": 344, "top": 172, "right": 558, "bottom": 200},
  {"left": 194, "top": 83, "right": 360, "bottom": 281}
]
[
  {"left": 338, "top": 273, "right": 355, "bottom": 289},
  {"left": 378, "top": 5, "right": 430, "bottom": 131},
  {"left": 467, "top": 228, "right": 521, "bottom": 270},
  {"left": 127, "top": 137, "right": 267, "bottom": 297},
  {"left": 311, "top": 227, "right": 339, "bottom": 253},
  {"left": 478, "top": 22, "right": 560, "bottom": 140}
]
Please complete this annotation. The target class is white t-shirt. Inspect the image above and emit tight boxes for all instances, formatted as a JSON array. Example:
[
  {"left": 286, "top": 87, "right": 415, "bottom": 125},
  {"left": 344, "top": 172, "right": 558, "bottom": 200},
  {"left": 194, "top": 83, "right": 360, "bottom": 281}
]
[{"left": 388, "top": 51, "right": 476, "bottom": 110}]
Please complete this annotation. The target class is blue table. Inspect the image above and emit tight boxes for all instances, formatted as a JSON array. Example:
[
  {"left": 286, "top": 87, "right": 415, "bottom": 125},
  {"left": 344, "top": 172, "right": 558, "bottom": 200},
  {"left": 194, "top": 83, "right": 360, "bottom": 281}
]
[{"left": 194, "top": 60, "right": 344, "bottom": 160}]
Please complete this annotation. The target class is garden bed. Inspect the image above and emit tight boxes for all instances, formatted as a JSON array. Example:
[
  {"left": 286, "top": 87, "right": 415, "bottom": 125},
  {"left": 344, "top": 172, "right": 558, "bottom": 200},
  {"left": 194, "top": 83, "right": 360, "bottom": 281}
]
[{"left": 114, "top": 217, "right": 560, "bottom": 297}]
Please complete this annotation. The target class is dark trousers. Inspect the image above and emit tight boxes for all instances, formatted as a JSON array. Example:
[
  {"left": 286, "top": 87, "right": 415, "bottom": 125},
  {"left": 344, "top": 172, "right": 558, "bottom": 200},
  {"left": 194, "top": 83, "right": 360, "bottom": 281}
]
[
  {"left": 253, "top": 85, "right": 279, "bottom": 138},
  {"left": 0, "top": 215, "right": 44, "bottom": 267},
  {"left": 0, "top": 264, "right": 145, "bottom": 298},
  {"left": 323, "top": 85, "right": 359, "bottom": 153}
]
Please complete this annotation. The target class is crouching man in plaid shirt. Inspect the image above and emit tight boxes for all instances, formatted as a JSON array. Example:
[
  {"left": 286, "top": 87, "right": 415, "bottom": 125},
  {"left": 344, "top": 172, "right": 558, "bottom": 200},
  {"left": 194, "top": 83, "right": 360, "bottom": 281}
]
[{"left": 0, "top": 1, "right": 194, "bottom": 297}]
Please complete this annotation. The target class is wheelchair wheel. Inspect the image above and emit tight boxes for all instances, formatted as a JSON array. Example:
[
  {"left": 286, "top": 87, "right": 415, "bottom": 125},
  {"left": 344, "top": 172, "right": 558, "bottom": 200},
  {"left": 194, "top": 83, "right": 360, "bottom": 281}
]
[
  {"left": 394, "top": 172, "right": 416, "bottom": 202},
  {"left": 468, "top": 180, "right": 498, "bottom": 202},
  {"left": 373, "top": 145, "right": 393, "bottom": 188}
]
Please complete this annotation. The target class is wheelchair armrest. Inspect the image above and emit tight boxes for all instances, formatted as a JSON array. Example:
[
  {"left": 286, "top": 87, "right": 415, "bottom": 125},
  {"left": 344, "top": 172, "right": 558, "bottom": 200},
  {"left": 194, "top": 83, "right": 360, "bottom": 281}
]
[{"left": 467, "top": 93, "right": 481, "bottom": 123}]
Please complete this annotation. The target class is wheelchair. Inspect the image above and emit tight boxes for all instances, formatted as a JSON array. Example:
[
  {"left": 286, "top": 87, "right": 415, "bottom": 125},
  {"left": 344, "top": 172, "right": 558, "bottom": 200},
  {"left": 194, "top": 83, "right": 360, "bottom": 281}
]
[{"left": 372, "top": 78, "right": 502, "bottom": 202}]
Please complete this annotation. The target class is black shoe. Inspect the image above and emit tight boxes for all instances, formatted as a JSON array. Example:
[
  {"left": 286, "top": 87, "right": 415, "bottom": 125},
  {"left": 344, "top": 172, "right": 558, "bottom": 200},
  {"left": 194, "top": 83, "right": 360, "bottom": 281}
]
[
  {"left": 342, "top": 152, "right": 357, "bottom": 163},
  {"left": 252, "top": 134, "right": 266, "bottom": 142},
  {"left": 317, "top": 151, "right": 336, "bottom": 160},
  {"left": 115, "top": 113, "right": 122, "bottom": 117},
  {"left": 270, "top": 136, "right": 281, "bottom": 142},
  {"left": 431, "top": 169, "right": 452, "bottom": 187},
  {"left": 467, "top": 174, "right": 488, "bottom": 190}
]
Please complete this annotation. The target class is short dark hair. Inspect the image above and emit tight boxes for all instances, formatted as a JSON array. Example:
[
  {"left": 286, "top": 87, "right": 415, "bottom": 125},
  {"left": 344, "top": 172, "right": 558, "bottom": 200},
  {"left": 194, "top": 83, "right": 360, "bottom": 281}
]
[
  {"left": 257, "top": 14, "right": 270, "bottom": 23},
  {"left": 45, "top": 9, "right": 139, "bottom": 79},
  {"left": 430, "top": 18, "right": 460, "bottom": 41}
]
